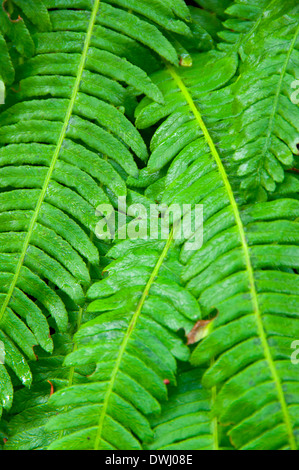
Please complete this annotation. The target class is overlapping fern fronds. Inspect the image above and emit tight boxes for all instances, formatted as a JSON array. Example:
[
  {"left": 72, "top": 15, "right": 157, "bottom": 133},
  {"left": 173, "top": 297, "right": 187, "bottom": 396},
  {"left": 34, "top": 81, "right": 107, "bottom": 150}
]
[
  {"left": 0, "top": 0, "right": 196, "bottom": 420},
  {"left": 1, "top": 0, "right": 299, "bottom": 452},
  {"left": 44, "top": 226, "right": 199, "bottom": 449},
  {"left": 224, "top": 0, "right": 299, "bottom": 200},
  {"left": 132, "top": 29, "right": 299, "bottom": 450},
  {"left": 1, "top": 331, "right": 88, "bottom": 450},
  {"left": 46, "top": 38, "right": 299, "bottom": 449},
  {"left": 0, "top": 0, "right": 51, "bottom": 86},
  {"left": 146, "top": 364, "right": 220, "bottom": 450}
]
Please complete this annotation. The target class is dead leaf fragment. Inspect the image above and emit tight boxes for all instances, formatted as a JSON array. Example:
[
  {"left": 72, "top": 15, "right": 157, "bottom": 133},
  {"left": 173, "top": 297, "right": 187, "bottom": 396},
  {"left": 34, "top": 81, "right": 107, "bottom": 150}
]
[{"left": 187, "top": 319, "right": 213, "bottom": 345}]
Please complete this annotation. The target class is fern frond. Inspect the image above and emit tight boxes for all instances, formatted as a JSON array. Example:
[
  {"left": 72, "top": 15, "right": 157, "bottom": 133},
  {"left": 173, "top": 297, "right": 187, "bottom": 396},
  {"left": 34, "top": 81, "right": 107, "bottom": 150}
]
[
  {"left": 0, "top": 32, "right": 14, "bottom": 85},
  {"left": 3, "top": 331, "right": 89, "bottom": 450},
  {"left": 134, "top": 49, "right": 299, "bottom": 450},
  {"left": 146, "top": 364, "right": 219, "bottom": 450},
  {"left": 192, "top": 0, "right": 232, "bottom": 17},
  {"left": 166, "top": 5, "right": 223, "bottom": 57},
  {"left": 226, "top": 0, "right": 299, "bottom": 199},
  {"left": 44, "top": 226, "right": 199, "bottom": 449},
  {"left": 1, "top": 0, "right": 298, "bottom": 452},
  {"left": 0, "top": 0, "right": 51, "bottom": 86},
  {"left": 217, "top": 0, "right": 270, "bottom": 55},
  {"left": 0, "top": 0, "right": 190, "bottom": 414},
  {"left": 43, "top": 0, "right": 192, "bottom": 67}
]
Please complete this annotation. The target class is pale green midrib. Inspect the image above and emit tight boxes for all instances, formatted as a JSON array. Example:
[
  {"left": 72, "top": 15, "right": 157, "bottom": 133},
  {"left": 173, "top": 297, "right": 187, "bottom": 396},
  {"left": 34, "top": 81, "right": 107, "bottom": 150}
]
[
  {"left": 0, "top": 0, "right": 101, "bottom": 324},
  {"left": 168, "top": 66, "right": 297, "bottom": 450},
  {"left": 262, "top": 23, "right": 299, "bottom": 161},
  {"left": 94, "top": 229, "right": 174, "bottom": 450}
]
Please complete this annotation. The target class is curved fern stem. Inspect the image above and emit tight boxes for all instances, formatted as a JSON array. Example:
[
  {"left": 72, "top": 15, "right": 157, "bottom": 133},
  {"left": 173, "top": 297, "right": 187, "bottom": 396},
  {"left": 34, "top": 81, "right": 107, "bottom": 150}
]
[
  {"left": 94, "top": 228, "right": 174, "bottom": 450},
  {"left": 0, "top": 0, "right": 101, "bottom": 324},
  {"left": 167, "top": 65, "right": 297, "bottom": 451}
]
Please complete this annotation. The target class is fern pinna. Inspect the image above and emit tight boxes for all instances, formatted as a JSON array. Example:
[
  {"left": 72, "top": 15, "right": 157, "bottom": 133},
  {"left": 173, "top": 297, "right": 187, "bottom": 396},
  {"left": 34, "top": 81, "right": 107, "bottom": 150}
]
[
  {"left": 0, "top": 0, "right": 52, "bottom": 87},
  {"left": 0, "top": 0, "right": 299, "bottom": 452}
]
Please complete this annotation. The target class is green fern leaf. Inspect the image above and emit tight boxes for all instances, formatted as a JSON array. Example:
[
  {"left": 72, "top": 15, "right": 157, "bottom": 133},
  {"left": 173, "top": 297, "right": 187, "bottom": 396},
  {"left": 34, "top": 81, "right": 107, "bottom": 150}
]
[
  {"left": 227, "top": 0, "right": 299, "bottom": 199},
  {"left": 3, "top": 332, "right": 88, "bottom": 450},
  {"left": 11, "top": 0, "right": 51, "bottom": 31},
  {"left": 45, "top": 230, "right": 198, "bottom": 449},
  {"left": 146, "top": 364, "right": 219, "bottom": 450},
  {"left": 2, "top": 0, "right": 299, "bottom": 452},
  {"left": 0, "top": 0, "right": 191, "bottom": 414},
  {"left": 0, "top": 0, "right": 51, "bottom": 86},
  {"left": 217, "top": 0, "right": 271, "bottom": 55},
  {"left": 192, "top": 0, "right": 232, "bottom": 17},
  {"left": 134, "top": 48, "right": 299, "bottom": 450},
  {"left": 0, "top": 32, "right": 14, "bottom": 85}
]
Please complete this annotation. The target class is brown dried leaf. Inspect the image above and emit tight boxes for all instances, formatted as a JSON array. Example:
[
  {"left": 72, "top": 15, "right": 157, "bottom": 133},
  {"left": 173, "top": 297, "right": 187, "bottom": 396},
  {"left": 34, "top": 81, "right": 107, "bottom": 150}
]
[{"left": 187, "top": 319, "right": 213, "bottom": 345}]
